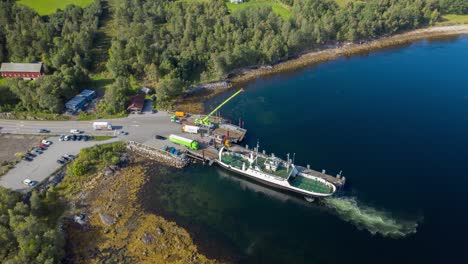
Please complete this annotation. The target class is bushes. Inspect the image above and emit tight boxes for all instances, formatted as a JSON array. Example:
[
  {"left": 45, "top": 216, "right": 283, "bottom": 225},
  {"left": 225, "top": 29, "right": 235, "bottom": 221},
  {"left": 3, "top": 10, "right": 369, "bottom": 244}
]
[
  {"left": 60, "top": 142, "right": 126, "bottom": 197},
  {"left": 67, "top": 143, "right": 124, "bottom": 176}
]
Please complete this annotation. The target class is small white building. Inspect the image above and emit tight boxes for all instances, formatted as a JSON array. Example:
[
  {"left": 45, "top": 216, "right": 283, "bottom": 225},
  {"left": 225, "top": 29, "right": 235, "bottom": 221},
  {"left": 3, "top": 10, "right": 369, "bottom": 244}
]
[{"left": 230, "top": 0, "right": 243, "bottom": 4}]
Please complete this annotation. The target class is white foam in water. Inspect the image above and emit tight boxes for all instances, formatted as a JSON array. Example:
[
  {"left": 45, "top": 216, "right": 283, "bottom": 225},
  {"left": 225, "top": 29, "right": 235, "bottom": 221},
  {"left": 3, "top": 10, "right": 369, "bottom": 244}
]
[{"left": 323, "top": 197, "right": 420, "bottom": 238}]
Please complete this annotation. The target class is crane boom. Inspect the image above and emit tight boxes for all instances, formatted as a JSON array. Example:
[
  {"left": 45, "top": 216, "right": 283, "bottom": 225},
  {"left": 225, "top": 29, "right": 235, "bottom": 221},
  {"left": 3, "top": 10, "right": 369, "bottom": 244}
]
[{"left": 196, "top": 89, "right": 244, "bottom": 126}]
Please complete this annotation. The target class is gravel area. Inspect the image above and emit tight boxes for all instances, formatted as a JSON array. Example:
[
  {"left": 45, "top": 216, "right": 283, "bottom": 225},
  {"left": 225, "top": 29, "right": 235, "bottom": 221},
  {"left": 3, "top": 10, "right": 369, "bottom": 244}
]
[{"left": 0, "top": 134, "right": 43, "bottom": 164}]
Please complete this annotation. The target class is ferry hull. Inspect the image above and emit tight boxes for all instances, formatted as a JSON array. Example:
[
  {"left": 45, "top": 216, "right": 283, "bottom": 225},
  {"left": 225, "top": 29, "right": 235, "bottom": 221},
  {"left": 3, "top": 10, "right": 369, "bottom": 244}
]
[{"left": 216, "top": 161, "right": 333, "bottom": 199}]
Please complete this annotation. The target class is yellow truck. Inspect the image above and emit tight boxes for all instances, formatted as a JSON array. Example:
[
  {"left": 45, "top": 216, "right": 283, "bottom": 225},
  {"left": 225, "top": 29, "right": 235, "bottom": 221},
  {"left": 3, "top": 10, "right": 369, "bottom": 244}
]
[{"left": 175, "top": 111, "right": 186, "bottom": 118}]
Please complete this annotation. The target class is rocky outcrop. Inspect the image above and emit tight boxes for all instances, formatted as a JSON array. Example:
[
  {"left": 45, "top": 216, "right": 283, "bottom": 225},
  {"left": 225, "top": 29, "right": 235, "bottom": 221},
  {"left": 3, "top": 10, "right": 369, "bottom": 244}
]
[
  {"left": 99, "top": 213, "right": 116, "bottom": 226},
  {"left": 127, "top": 141, "right": 189, "bottom": 168},
  {"left": 184, "top": 81, "right": 232, "bottom": 96}
]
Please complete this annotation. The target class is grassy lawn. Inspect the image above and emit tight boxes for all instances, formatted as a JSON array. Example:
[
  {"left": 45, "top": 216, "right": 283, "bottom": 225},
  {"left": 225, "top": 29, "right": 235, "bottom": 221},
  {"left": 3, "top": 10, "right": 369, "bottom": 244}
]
[
  {"left": 437, "top": 14, "right": 468, "bottom": 25},
  {"left": 77, "top": 111, "right": 127, "bottom": 120},
  {"left": 0, "top": 78, "right": 6, "bottom": 86},
  {"left": 226, "top": 0, "right": 291, "bottom": 20},
  {"left": 17, "top": 0, "right": 94, "bottom": 15},
  {"left": 87, "top": 73, "right": 113, "bottom": 96},
  {"left": 92, "top": 135, "right": 115, "bottom": 141}
]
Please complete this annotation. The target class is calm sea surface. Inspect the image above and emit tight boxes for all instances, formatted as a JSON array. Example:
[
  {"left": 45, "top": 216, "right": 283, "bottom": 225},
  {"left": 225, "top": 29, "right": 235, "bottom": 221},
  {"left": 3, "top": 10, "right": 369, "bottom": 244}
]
[{"left": 142, "top": 36, "right": 468, "bottom": 263}]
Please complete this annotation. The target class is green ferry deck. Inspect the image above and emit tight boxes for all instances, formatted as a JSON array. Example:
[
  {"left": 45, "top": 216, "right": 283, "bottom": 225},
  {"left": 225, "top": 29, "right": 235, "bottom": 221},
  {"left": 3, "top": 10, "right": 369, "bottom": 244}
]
[{"left": 288, "top": 176, "right": 334, "bottom": 194}]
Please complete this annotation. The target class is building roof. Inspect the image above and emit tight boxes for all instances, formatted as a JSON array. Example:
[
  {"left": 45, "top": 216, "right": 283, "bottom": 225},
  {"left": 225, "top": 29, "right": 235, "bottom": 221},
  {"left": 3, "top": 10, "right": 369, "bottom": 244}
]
[
  {"left": 0, "top": 62, "right": 43, "bottom": 73},
  {"left": 78, "top": 89, "right": 96, "bottom": 98},
  {"left": 65, "top": 96, "right": 87, "bottom": 110},
  {"left": 127, "top": 94, "right": 145, "bottom": 111}
]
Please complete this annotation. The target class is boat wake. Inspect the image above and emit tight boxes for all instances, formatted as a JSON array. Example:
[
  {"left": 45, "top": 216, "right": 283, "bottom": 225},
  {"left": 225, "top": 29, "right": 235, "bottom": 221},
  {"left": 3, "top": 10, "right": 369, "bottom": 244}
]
[{"left": 323, "top": 196, "right": 420, "bottom": 238}]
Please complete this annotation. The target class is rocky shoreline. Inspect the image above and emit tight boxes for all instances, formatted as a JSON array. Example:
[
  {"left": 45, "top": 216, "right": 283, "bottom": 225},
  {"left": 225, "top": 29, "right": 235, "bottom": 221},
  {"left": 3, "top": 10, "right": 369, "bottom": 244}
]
[
  {"left": 60, "top": 149, "right": 218, "bottom": 263},
  {"left": 230, "top": 25, "right": 468, "bottom": 85},
  {"left": 176, "top": 25, "right": 468, "bottom": 113}
]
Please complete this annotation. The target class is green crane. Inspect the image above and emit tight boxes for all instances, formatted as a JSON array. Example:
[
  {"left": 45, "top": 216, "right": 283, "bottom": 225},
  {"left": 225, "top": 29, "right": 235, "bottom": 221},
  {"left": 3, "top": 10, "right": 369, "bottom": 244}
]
[{"left": 195, "top": 88, "right": 244, "bottom": 127}]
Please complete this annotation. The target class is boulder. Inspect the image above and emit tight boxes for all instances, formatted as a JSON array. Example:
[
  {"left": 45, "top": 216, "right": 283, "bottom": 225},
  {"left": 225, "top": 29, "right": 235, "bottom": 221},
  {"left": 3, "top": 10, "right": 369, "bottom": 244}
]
[
  {"left": 141, "top": 233, "right": 154, "bottom": 245},
  {"left": 99, "top": 213, "right": 116, "bottom": 226}
]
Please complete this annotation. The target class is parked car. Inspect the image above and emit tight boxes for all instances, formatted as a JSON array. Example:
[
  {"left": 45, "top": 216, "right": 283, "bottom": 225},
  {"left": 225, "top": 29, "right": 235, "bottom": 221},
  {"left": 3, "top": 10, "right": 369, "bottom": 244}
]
[
  {"left": 59, "top": 135, "right": 65, "bottom": 141},
  {"left": 83, "top": 135, "right": 89, "bottom": 141},
  {"left": 71, "top": 135, "right": 77, "bottom": 141},
  {"left": 25, "top": 152, "right": 36, "bottom": 158},
  {"left": 38, "top": 129, "right": 50, "bottom": 133},
  {"left": 64, "top": 135, "right": 70, "bottom": 141},
  {"left": 23, "top": 179, "right": 37, "bottom": 186},
  {"left": 119, "top": 131, "right": 128, "bottom": 135},
  {"left": 155, "top": 135, "right": 166, "bottom": 140},
  {"left": 77, "top": 135, "right": 82, "bottom": 141},
  {"left": 62, "top": 156, "right": 70, "bottom": 161},
  {"left": 23, "top": 156, "right": 33, "bottom": 161},
  {"left": 34, "top": 149, "right": 43, "bottom": 154},
  {"left": 41, "top": 139, "right": 52, "bottom": 146},
  {"left": 56, "top": 159, "right": 65, "bottom": 164},
  {"left": 38, "top": 145, "right": 47, "bottom": 150},
  {"left": 23, "top": 179, "right": 32, "bottom": 185},
  {"left": 65, "top": 154, "right": 76, "bottom": 159},
  {"left": 70, "top": 129, "right": 81, "bottom": 134}
]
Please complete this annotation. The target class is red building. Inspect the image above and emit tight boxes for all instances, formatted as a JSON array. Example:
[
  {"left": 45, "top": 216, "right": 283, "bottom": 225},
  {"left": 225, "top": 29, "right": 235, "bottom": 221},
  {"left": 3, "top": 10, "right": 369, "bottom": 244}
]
[
  {"left": 127, "top": 94, "right": 145, "bottom": 113},
  {"left": 0, "top": 62, "right": 44, "bottom": 80}
]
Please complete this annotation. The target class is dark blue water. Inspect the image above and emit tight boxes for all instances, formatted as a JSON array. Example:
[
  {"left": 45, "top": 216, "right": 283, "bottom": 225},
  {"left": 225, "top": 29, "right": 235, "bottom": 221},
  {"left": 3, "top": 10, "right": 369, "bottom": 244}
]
[{"left": 144, "top": 36, "right": 468, "bottom": 263}]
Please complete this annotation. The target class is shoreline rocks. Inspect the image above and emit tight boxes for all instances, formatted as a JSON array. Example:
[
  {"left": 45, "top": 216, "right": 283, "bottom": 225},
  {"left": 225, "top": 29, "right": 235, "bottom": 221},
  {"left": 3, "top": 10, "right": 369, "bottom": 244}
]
[{"left": 127, "top": 141, "right": 189, "bottom": 168}]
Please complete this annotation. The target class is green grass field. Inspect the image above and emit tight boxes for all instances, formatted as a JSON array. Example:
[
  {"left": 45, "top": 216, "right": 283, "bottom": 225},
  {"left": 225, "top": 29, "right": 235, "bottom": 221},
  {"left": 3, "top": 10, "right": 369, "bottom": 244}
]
[
  {"left": 226, "top": 0, "right": 291, "bottom": 20},
  {"left": 438, "top": 14, "right": 468, "bottom": 25},
  {"left": 0, "top": 78, "right": 6, "bottom": 86},
  {"left": 17, "top": 0, "right": 94, "bottom": 15},
  {"left": 334, "top": 0, "right": 366, "bottom": 7}
]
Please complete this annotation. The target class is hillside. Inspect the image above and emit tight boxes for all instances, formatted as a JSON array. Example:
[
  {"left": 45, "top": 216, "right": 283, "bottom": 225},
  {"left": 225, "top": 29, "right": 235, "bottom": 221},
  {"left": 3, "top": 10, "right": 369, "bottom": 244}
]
[{"left": 226, "top": 0, "right": 291, "bottom": 19}]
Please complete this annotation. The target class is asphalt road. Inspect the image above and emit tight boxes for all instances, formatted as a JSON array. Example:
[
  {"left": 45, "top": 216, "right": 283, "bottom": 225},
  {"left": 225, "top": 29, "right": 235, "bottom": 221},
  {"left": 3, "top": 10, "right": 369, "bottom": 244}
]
[
  {"left": 0, "top": 136, "right": 119, "bottom": 192},
  {"left": 0, "top": 111, "right": 207, "bottom": 191}
]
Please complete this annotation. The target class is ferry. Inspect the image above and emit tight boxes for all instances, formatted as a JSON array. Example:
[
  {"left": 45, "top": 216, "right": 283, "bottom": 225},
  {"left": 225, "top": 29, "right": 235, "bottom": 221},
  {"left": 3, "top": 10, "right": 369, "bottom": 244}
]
[{"left": 216, "top": 146, "right": 336, "bottom": 200}]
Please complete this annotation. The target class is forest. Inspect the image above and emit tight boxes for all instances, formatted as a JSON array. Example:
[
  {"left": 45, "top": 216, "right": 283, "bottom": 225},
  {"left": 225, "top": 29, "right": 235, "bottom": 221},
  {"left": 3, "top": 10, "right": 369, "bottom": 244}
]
[
  {"left": 106, "top": 0, "right": 464, "bottom": 107},
  {"left": 0, "top": 0, "right": 102, "bottom": 113},
  {"left": 0, "top": 187, "right": 64, "bottom": 263},
  {"left": 0, "top": 0, "right": 467, "bottom": 114}
]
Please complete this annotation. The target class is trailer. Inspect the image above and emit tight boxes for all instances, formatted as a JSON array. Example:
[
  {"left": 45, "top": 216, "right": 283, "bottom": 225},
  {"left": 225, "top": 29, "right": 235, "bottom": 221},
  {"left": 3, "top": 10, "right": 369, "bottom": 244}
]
[
  {"left": 92, "top": 122, "right": 112, "bottom": 130},
  {"left": 182, "top": 125, "right": 199, "bottom": 134},
  {"left": 169, "top": 134, "right": 199, "bottom": 150}
]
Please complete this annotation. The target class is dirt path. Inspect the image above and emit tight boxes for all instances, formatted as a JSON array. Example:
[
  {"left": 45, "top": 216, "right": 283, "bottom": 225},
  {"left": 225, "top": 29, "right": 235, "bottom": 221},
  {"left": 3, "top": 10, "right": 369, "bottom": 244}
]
[{"left": 92, "top": 0, "right": 116, "bottom": 72}]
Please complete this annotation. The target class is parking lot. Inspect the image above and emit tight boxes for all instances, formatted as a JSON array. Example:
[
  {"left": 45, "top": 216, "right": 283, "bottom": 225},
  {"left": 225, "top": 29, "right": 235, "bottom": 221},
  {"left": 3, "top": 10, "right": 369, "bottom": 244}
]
[
  {"left": 0, "top": 111, "right": 207, "bottom": 191},
  {"left": 0, "top": 136, "right": 118, "bottom": 192}
]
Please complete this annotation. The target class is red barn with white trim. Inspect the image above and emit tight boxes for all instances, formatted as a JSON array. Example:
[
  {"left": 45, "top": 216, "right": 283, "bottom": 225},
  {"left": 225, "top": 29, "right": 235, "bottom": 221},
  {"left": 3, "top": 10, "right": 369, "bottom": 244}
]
[{"left": 0, "top": 62, "right": 44, "bottom": 80}]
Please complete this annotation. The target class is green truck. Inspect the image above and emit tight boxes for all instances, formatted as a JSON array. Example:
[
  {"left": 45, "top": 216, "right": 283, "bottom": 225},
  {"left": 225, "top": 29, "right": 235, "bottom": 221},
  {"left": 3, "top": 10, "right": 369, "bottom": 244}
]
[{"left": 169, "top": 134, "right": 199, "bottom": 150}]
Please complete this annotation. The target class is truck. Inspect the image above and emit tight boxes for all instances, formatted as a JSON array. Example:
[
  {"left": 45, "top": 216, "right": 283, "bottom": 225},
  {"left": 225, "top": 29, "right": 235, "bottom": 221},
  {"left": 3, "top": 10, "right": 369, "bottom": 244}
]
[
  {"left": 92, "top": 122, "right": 112, "bottom": 130},
  {"left": 169, "top": 134, "right": 199, "bottom": 150},
  {"left": 175, "top": 111, "right": 187, "bottom": 118},
  {"left": 182, "top": 125, "right": 199, "bottom": 134}
]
